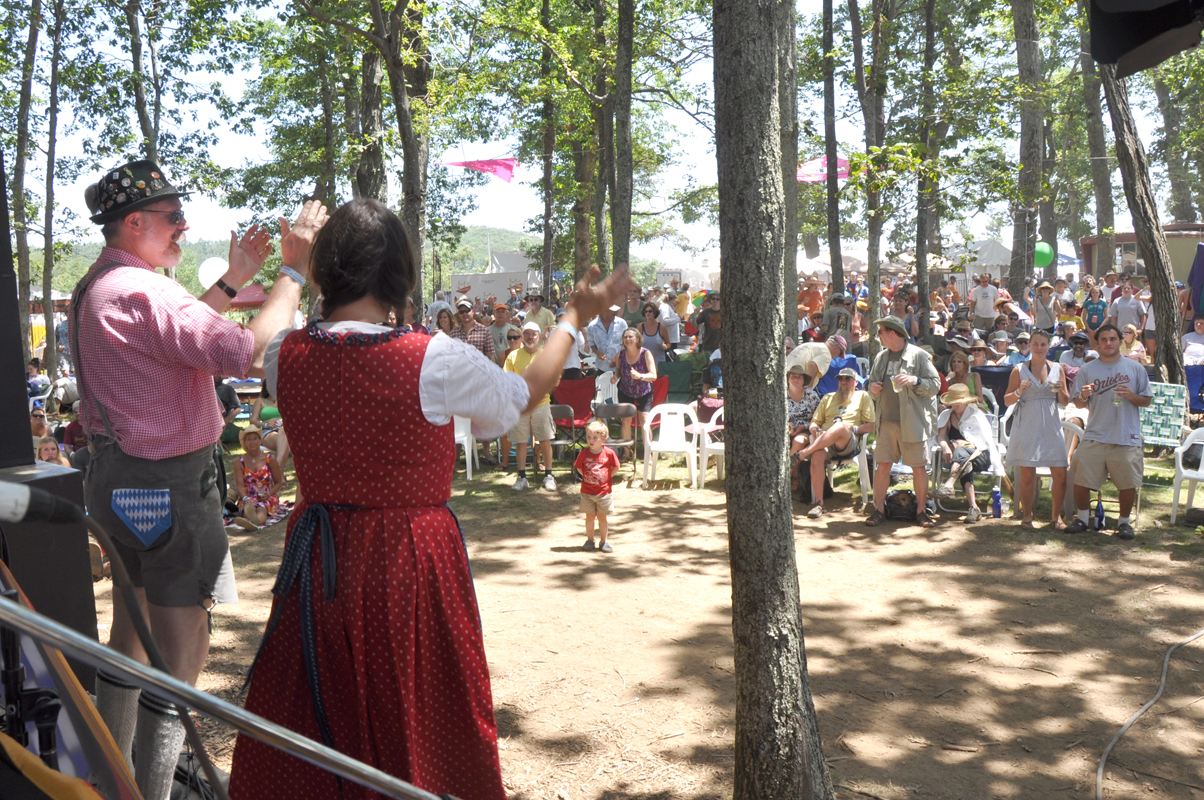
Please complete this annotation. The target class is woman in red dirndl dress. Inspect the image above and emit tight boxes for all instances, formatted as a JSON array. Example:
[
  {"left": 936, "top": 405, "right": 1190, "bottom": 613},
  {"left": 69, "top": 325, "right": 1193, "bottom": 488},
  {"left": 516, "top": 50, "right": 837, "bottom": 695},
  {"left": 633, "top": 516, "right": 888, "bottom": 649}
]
[{"left": 228, "top": 198, "right": 631, "bottom": 800}]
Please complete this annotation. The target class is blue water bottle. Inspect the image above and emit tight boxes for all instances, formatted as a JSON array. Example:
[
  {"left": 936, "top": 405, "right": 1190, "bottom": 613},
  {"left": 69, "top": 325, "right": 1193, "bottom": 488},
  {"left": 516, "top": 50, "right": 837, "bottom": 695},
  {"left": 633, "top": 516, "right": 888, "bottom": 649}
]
[
  {"left": 1095, "top": 500, "right": 1105, "bottom": 531},
  {"left": 991, "top": 489, "right": 1002, "bottom": 518}
]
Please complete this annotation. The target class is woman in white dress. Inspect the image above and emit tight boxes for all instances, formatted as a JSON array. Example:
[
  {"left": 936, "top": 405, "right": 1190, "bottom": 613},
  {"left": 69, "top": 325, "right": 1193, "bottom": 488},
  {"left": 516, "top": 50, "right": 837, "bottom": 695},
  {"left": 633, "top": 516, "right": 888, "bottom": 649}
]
[{"left": 1003, "top": 329, "right": 1070, "bottom": 529}]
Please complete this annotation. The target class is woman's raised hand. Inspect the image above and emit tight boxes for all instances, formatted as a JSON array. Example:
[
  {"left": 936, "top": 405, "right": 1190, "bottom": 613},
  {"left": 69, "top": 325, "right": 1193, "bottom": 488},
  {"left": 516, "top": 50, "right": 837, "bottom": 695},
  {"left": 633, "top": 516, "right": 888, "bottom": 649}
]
[{"left": 568, "top": 264, "right": 637, "bottom": 321}]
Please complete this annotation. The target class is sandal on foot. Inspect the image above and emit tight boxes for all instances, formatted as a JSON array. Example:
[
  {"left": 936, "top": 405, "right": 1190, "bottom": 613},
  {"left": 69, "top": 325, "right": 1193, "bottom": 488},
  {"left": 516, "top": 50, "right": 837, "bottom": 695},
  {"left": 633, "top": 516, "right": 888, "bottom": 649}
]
[
  {"left": 865, "top": 508, "right": 886, "bottom": 527},
  {"left": 1020, "top": 519, "right": 1035, "bottom": 530}
]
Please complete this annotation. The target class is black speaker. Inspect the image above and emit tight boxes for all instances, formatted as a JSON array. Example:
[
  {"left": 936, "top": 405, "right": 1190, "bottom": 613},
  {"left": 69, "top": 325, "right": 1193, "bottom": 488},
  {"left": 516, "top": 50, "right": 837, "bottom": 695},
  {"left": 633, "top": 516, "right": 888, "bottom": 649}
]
[{"left": 0, "top": 461, "right": 97, "bottom": 686}]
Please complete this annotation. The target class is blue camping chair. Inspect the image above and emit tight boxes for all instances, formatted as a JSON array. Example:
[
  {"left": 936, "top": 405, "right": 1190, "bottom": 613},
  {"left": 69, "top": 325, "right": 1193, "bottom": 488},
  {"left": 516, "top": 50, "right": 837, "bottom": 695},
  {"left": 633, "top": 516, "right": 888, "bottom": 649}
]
[{"left": 1186, "top": 365, "right": 1204, "bottom": 415}]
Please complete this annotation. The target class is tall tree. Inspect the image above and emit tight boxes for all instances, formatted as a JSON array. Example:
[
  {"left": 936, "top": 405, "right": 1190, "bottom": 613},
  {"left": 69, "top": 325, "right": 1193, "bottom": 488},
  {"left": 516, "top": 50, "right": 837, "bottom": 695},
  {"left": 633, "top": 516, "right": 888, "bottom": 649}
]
[
  {"left": 1150, "top": 73, "right": 1196, "bottom": 223},
  {"left": 12, "top": 0, "right": 41, "bottom": 365},
  {"left": 1100, "top": 64, "right": 1184, "bottom": 386},
  {"left": 41, "top": 0, "right": 66, "bottom": 380},
  {"left": 912, "top": 0, "right": 936, "bottom": 345},
  {"left": 1008, "top": 0, "right": 1041, "bottom": 299},
  {"left": 714, "top": 0, "right": 834, "bottom": 796},
  {"left": 780, "top": 0, "right": 799, "bottom": 338},
  {"left": 539, "top": 0, "right": 556, "bottom": 293},
  {"left": 591, "top": 0, "right": 611, "bottom": 272},
  {"left": 1077, "top": 0, "right": 1115, "bottom": 276},
  {"left": 848, "top": 0, "right": 895, "bottom": 342},
  {"left": 612, "top": 0, "right": 634, "bottom": 269},
  {"left": 822, "top": 0, "right": 842, "bottom": 290}
]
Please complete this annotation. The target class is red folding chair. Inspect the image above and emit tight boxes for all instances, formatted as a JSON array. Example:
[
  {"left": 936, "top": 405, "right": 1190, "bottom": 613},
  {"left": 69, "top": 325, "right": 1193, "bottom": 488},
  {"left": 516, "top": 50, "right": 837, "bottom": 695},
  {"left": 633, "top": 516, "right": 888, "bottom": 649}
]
[{"left": 551, "top": 377, "right": 596, "bottom": 450}]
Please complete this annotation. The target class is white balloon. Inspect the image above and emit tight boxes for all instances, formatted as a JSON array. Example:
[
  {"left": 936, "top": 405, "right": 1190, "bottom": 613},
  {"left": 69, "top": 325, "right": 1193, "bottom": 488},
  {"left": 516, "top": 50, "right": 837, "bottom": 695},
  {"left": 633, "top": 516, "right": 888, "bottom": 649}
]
[{"left": 198, "top": 257, "right": 229, "bottom": 290}]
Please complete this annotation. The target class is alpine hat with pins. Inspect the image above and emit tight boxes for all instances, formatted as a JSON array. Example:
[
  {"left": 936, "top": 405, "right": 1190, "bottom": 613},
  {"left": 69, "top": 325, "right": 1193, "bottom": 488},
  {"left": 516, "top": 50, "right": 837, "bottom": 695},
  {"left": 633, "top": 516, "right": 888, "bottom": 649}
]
[{"left": 85, "top": 159, "right": 191, "bottom": 224}]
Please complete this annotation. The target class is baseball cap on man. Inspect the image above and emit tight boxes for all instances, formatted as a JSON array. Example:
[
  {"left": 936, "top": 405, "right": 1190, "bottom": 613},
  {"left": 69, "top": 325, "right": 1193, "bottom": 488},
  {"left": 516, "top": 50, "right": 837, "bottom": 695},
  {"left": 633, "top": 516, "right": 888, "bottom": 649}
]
[
  {"left": 522, "top": 321, "right": 541, "bottom": 333},
  {"left": 1070, "top": 331, "right": 1089, "bottom": 343},
  {"left": 455, "top": 297, "right": 473, "bottom": 309},
  {"left": 493, "top": 302, "right": 509, "bottom": 312},
  {"left": 85, "top": 159, "right": 191, "bottom": 224},
  {"left": 837, "top": 367, "right": 859, "bottom": 379},
  {"left": 828, "top": 334, "right": 848, "bottom": 355}
]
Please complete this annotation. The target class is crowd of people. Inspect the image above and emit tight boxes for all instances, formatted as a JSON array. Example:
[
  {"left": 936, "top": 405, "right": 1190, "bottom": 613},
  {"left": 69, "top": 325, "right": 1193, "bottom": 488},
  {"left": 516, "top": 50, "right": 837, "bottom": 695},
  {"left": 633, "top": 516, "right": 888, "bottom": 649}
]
[{"left": 31, "top": 152, "right": 1190, "bottom": 800}]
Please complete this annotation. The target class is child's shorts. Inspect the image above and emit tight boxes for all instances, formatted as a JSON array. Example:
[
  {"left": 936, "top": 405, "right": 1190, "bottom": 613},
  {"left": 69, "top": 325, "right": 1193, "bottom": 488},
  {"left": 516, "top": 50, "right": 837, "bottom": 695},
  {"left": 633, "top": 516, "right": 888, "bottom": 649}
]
[{"left": 580, "top": 492, "right": 614, "bottom": 515}]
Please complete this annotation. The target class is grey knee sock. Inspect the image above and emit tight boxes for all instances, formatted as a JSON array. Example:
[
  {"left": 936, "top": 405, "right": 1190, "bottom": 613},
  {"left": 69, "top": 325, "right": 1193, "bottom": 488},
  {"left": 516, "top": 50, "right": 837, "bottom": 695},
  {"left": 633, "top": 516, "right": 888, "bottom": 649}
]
[
  {"left": 135, "top": 693, "right": 186, "bottom": 800},
  {"left": 95, "top": 670, "right": 140, "bottom": 769}
]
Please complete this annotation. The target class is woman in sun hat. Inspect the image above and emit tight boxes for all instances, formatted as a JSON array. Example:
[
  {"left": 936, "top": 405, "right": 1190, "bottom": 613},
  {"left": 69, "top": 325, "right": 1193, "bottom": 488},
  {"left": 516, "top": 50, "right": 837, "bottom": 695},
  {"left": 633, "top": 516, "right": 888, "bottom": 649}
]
[{"left": 933, "top": 383, "right": 1000, "bottom": 523}]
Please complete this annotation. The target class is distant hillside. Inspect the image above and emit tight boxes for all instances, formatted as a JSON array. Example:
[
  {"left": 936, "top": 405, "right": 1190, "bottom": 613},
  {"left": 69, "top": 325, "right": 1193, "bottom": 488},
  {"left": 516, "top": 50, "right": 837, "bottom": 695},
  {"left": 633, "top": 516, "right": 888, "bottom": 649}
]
[
  {"left": 441, "top": 226, "right": 540, "bottom": 273},
  {"left": 30, "top": 239, "right": 247, "bottom": 298}
]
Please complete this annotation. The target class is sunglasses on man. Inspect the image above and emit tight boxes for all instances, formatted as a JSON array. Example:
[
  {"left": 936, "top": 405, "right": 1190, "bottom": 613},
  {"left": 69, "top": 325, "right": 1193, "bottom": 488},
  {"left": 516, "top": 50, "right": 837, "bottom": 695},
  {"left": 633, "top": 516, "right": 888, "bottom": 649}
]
[{"left": 143, "top": 208, "right": 187, "bottom": 225}]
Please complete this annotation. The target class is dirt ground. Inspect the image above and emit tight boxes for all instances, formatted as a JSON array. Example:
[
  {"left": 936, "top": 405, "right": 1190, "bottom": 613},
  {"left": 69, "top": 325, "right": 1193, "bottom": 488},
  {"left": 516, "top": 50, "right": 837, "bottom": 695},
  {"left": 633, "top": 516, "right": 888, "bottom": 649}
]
[{"left": 92, "top": 460, "right": 1204, "bottom": 799}]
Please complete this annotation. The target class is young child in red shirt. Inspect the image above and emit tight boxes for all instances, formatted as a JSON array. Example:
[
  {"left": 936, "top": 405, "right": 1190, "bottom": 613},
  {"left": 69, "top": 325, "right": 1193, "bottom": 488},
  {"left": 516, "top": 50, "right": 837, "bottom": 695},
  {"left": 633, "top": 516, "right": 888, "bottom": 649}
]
[{"left": 574, "top": 419, "right": 622, "bottom": 552}]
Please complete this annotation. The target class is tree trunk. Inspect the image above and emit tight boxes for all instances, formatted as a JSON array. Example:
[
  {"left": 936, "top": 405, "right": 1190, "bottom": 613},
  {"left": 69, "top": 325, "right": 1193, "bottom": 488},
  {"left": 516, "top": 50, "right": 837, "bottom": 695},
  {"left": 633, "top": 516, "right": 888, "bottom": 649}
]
[
  {"left": 913, "top": 0, "right": 935, "bottom": 345},
  {"left": 714, "top": 0, "right": 835, "bottom": 796},
  {"left": 1038, "top": 119, "right": 1058, "bottom": 277},
  {"left": 612, "top": 0, "right": 634, "bottom": 269},
  {"left": 42, "top": 0, "right": 65, "bottom": 381},
  {"left": 342, "top": 63, "right": 363, "bottom": 199},
  {"left": 572, "top": 138, "right": 595, "bottom": 283},
  {"left": 780, "top": 0, "right": 799, "bottom": 339},
  {"left": 1078, "top": 0, "right": 1115, "bottom": 278},
  {"left": 803, "top": 234, "right": 820, "bottom": 259},
  {"left": 1100, "top": 65, "right": 1184, "bottom": 386},
  {"left": 822, "top": 0, "right": 842, "bottom": 290},
  {"left": 1008, "top": 0, "right": 1041, "bottom": 299},
  {"left": 13, "top": 0, "right": 41, "bottom": 367},
  {"left": 592, "top": 0, "right": 611, "bottom": 272},
  {"left": 318, "top": 61, "right": 339, "bottom": 202},
  {"left": 540, "top": 0, "right": 555, "bottom": 296},
  {"left": 357, "top": 50, "right": 388, "bottom": 202},
  {"left": 125, "top": 0, "right": 158, "bottom": 162},
  {"left": 1151, "top": 74, "right": 1196, "bottom": 223},
  {"left": 849, "top": 0, "right": 892, "bottom": 353}
]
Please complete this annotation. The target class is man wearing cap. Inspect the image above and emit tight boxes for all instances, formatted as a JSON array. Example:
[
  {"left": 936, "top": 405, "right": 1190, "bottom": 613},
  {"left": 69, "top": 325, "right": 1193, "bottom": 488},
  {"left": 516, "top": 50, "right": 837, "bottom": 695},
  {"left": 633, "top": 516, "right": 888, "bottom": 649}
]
[
  {"left": 1101, "top": 271, "right": 1120, "bottom": 301},
  {"left": 785, "top": 335, "right": 847, "bottom": 388},
  {"left": 505, "top": 322, "right": 558, "bottom": 492},
  {"left": 451, "top": 296, "right": 497, "bottom": 362},
  {"left": 968, "top": 272, "right": 1001, "bottom": 332},
  {"left": 1032, "top": 281, "right": 1059, "bottom": 333},
  {"left": 796, "top": 368, "right": 875, "bottom": 518},
  {"left": 820, "top": 294, "right": 852, "bottom": 340},
  {"left": 1059, "top": 330, "right": 1095, "bottom": 368},
  {"left": 76, "top": 159, "right": 326, "bottom": 800},
  {"left": 1000, "top": 331, "right": 1032, "bottom": 366},
  {"left": 587, "top": 303, "right": 628, "bottom": 363},
  {"left": 1065, "top": 324, "right": 1152, "bottom": 540},
  {"left": 525, "top": 291, "right": 556, "bottom": 335},
  {"left": 866, "top": 315, "right": 941, "bottom": 528},
  {"left": 988, "top": 330, "right": 1011, "bottom": 361},
  {"left": 488, "top": 303, "right": 519, "bottom": 366}
]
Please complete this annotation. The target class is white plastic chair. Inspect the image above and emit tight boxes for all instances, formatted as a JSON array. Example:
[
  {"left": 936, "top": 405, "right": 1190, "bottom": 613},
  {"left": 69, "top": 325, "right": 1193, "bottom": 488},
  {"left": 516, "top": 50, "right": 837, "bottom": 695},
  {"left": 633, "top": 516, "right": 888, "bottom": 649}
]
[
  {"left": 698, "top": 407, "right": 725, "bottom": 485},
  {"left": 642, "top": 403, "right": 700, "bottom": 489},
  {"left": 855, "top": 356, "right": 870, "bottom": 377},
  {"left": 28, "top": 382, "right": 53, "bottom": 412},
  {"left": 452, "top": 416, "right": 478, "bottom": 480},
  {"left": 595, "top": 371, "right": 617, "bottom": 406},
  {"left": 1171, "top": 427, "right": 1204, "bottom": 524}
]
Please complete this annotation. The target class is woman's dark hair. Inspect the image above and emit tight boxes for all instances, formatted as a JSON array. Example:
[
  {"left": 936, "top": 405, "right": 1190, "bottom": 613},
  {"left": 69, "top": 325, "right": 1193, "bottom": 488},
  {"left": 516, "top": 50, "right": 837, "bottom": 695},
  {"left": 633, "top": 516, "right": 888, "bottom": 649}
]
[
  {"left": 642, "top": 302, "right": 659, "bottom": 316},
  {"left": 310, "top": 198, "right": 417, "bottom": 319}
]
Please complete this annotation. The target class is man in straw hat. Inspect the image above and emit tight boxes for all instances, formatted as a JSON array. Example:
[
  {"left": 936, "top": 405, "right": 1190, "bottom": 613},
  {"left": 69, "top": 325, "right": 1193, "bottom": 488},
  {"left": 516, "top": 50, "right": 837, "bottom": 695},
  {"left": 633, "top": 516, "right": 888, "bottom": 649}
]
[
  {"left": 865, "top": 315, "right": 941, "bottom": 527},
  {"left": 75, "top": 158, "right": 327, "bottom": 800},
  {"left": 796, "top": 368, "right": 875, "bottom": 518}
]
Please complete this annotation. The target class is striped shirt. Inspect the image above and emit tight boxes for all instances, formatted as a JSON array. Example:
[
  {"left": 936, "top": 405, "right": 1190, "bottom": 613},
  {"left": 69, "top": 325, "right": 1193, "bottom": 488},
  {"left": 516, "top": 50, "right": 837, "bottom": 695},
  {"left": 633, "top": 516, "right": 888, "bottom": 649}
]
[{"left": 75, "top": 247, "right": 254, "bottom": 459}]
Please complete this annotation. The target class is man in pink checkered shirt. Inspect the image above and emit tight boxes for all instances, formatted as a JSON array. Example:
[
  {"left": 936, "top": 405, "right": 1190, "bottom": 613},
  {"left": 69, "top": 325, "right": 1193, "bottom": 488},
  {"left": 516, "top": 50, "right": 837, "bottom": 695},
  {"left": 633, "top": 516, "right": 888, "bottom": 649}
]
[{"left": 75, "top": 158, "right": 328, "bottom": 800}]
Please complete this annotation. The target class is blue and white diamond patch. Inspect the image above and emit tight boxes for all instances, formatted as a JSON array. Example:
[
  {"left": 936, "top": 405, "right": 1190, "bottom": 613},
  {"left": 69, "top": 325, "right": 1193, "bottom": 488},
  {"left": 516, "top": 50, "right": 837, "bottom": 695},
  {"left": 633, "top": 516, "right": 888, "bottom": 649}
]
[{"left": 111, "top": 489, "right": 172, "bottom": 547}]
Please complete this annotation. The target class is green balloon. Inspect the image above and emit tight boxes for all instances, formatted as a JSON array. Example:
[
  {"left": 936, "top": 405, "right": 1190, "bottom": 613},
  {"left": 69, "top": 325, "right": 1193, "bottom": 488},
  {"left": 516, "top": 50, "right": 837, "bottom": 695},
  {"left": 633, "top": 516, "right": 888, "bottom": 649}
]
[{"left": 1034, "top": 241, "right": 1054, "bottom": 269}]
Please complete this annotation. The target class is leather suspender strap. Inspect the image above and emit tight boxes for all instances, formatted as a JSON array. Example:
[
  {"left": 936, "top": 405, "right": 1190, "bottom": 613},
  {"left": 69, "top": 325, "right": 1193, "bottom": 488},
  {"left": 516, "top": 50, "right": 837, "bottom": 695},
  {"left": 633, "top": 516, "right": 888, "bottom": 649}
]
[{"left": 70, "top": 262, "right": 123, "bottom": 443}]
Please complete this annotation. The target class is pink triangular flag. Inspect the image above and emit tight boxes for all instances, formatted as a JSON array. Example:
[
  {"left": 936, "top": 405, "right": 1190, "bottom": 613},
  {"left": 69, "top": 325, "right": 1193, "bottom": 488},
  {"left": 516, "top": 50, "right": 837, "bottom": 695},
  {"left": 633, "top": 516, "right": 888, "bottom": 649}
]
[
  {"left": 440, "top": 158, "right": 518, "bottom": 183},
  {"left": 797, "top": 156, "right": 850, "bottom": 183}
]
